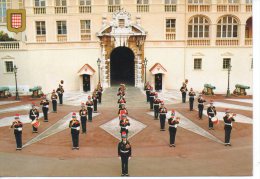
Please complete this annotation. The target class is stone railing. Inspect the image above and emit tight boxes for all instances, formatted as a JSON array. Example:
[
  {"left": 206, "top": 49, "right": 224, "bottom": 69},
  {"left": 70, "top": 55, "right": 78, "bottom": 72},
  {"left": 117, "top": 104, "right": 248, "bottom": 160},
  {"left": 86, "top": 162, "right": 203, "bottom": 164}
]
[
  {"left": 55, "top": 6, "right": 67, "bottom": 14},
  {"left": 36, "top": 35, "right": 46, "bottom": 43},
  {"left": 187, "top": 39, "right": 210, "bottom": 46},
  {"left": 166, "top": 34, "right": 176, "bottom": 40},
  {"left": 81, "top": 34, "right": 91, "bottom": 41},
  {"left": 245, "top": 38, "right": 252, "bottom": 46},
  {"left": 33, "top": 7, "right": 46, "bottom": 14},
  {"left": 165, "top": 4, "right": 176, "bottom": 12},
  {"left": 0, "top": 41, "right": 20, "bottom": 50},
  {"left": 216, "top": 38, "right": 239, "bottom": 46},
  {"left": 188, "top": 5, "right": 210, "bottom": 12},
  {"left": 79, "top": 5, "right": 91, "bottom": 13},
  {"left": 217, "top": 4, "right": 239, "bottom": 12},
  {"left": 137, "top": 4, "right": 149, "bottom": 12},
  {"left": 108, "top": 5, "right": 121, "bottom": 12},
  {"left": 246, "top": 5, "right": 252, "bottom": 12},
  {"left": 57, "top": 35, "right": 67, "bottom": 42}
]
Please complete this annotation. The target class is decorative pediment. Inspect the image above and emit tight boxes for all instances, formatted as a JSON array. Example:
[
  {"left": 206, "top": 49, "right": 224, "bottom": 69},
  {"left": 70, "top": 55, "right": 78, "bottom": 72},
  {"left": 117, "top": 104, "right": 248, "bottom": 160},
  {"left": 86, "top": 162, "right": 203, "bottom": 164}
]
[
  {"left": 78, "top": 64, "right": 96, "bottom": 76},
  {"left": 149, "top": 63, "right": 167, "bottom": 75},
  {"left": 192, "top": 52, "right": 204, "bottom": 56},
  {"left": 1, "top": 55, "right": 14, "bottom": 59},
  {"left": 221, "top": 52, "right": 234, "bottom": 56}
]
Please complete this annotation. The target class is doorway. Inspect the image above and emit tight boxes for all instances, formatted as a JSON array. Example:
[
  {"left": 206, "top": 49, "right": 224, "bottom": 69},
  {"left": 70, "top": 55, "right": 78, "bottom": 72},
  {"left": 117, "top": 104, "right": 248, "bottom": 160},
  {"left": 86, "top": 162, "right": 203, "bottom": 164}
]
[
  {"left": 155, "top": 73, "right": 162, "bottom": 91},
  {"left": 110, "top": 46, "right": 135, "bottom": 86},
  {"left": 83, "top": 74, "right": 91, "bottom": 92}
]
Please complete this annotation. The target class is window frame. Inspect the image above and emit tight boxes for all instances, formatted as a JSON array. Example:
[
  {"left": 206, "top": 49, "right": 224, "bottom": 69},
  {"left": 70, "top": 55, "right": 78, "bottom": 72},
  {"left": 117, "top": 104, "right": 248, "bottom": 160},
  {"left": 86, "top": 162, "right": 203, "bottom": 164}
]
[
  {"left": 188, "top": 16, "right": 210, "bottom": 38},
  {"left": 0, "top": 0, "right": 11, "bottom": 23},
  {"left": 194, "top": 58, "right": 202, "bottom": 70},
  {"left": 79, "top": 0, "right": 91, "bottom": 6},
  {"left": 223, "top": 58, "right": 231, "bottom": 70},
  {"left": 3, "top": 60, "right": 14, "bottom": 73},
  {"left": 217, "top": 16, "right": 239, "bottom": 38},
  {"left": 56, "top": 21, "right": 67, "bottom": 35},
  {"left": 137, "top": 0, "right": 149, "bottom": 5},
  {"left": 36, "top": 21, "right": 46, "bottom": 35},
  {"left": 34, "top": 0, "right": 46, "bottom": 7},
  {"left": 55, "top": 0, "right": 67, "bottom": 7}
]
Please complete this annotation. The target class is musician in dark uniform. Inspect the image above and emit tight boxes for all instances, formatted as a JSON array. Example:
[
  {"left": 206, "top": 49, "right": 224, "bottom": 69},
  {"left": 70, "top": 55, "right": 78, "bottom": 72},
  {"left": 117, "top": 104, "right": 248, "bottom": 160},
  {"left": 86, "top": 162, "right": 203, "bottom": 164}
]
[
  {"left": 118, "top": 132, "right": 132, "bottom": 176},
  {"left": 198, "top": 94, "right": 206, "bottom": 119},
  {"left": 10, "top": 114, "right": 23, "bottom": 150},
  {"left": 29, "top": 103, "right": 40, "bottom": 133},
  {"left": 79, "top": 103, "right": 88, "bottom": 134},
  {"left": 144, "top": 82, "right": 152, "bottom": 103},
  {"left": 56, "top": 84, "right": 64, "bottom": 105},
  {"left": 149, "top": 90, "right": 156, "bottom": 111},
  {"left": 40, "top": 95, "right": 49, "bottom": 122},
  {"left": 223, "top": 109, "right": 235, "bottom": 146},
  {"left": 207, "top": 100, "right": 217, "bottom": 130},
  {"left": 97, "top": 82, "right": 103, "bottom": 104},
  {"left": 118, "top": 104, "right": 128, "bottom": 120},
  {"left": 188, "top": 88, "right": 196, "bottom": 111},
  {"left": 51, "top": 89, "right": 58, "bottom": 112},
  {"left": 120, "top": 114, "right": 130, "bottom": 138},
  {"left": 168, "top": 113, "right": 180, "bottom": 147},
  {"left": 158, "top": 102, "right": 167, "bottom": 130},
  {"left": 86, "top": 96, "right": 93, "bottom": 122},
  {"left": 69, "top": 112, "right": 80, "bottom": 150},
  {"left": 153, "top": 93, "right": 161, "bottom": 119},
  {"left": 92, "top": 90, "right": 98, "bottom": 113},
  {"left": 118, "top": 97, "right": 126, "bottom": 109},
  {"left": 180, "top": 82, "right": 188, "bottom": 103}
]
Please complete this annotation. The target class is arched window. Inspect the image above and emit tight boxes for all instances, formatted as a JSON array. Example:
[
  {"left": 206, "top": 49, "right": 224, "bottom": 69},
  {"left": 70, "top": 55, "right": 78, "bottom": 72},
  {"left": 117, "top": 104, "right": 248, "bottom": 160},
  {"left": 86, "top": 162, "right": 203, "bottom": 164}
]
[
  {"left": 188, "top": 16, "right": 210, "bottom": 38},
  {"left": 217, "top": 16, "right": 238, "bottom": 38}
]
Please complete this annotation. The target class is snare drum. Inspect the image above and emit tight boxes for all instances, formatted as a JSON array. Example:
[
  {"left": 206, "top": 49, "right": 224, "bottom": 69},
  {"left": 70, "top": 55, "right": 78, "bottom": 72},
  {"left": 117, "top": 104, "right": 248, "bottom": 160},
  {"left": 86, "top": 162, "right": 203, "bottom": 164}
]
[
  {"left": 211, "top": 116, "right": 219, "bottom": 124},
  {"left": 31, "top": 120, "right": 40, "bottom": 128}
]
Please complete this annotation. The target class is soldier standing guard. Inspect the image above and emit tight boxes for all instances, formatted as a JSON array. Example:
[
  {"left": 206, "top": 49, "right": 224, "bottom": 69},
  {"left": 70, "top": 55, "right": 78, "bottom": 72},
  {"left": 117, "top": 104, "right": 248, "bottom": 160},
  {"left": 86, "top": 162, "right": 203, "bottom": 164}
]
[
  {"left": 153, "top": 93, "right": 161, "bottom": 119},
  {"left": 56, "top": 84, "right": 64, "bottom": 105},
  {"left": 97, "top": 83, "right": 103, "bottom": 104},
  {"left": 188, "top": 88, "right": 196, "bottom": 111},
  {"left": 92, "top": 90, "right": 98, "bottom": 113},
  {"left": 198, "top": 94, "right": 206, "bottom": 120},
  {"left": 158, "top": 102, "right": 168, "bottom": 130},
  {"left": 207, "top": 100, "right": 217, "bottom": 130},
  {"left": 149, "top": 89, "right": 156, "bottom": 111},
  {"left": 69, "top": 112, "right": 80, "bottom": 150},
  {"left": 144, "top": 81, "right": 152, "bottom": 103},
  {"left": 168, "top": 112, "right": 180, "bottom": 147},
  {"left": 223, "top": 109, "right": 236, "bottom": 146},
  {"left": 86, "top": 96, "right": 94, "bottom": 122},
  {"left": 40, "top": 95, "right": 49, "bottom": 122},
  {"left": 180, "top": 82, "right": 188, "bottom": 103},
  {"left": 29, "top": 103, "right": 40, "bottom": 133},
  {"left": 79, "top": 103, "right": 88, "bottom": 134},
  {"left": 51, "top": 90, "right": 58, "bottom": 113},
  {"left": 10, "top": 114, "right": 23, "bottom": 150},
  {"left": 118, "top": 132, "right": 132, "bottom": 176}
]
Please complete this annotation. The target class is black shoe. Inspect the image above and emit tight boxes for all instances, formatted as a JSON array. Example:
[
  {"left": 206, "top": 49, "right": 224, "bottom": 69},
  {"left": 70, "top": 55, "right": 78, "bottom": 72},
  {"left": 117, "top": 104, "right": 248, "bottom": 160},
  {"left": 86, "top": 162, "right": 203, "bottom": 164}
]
[
  {"left": 76, "top": 147, "right": 79, "bottom": 150},
  {"left": 121, "top": 174, "right": 125, "bottom": 176},
  {"left": 125, "top": 174, "right": 129, "bottom": 176},
  {"left": 169, "top": 144, "right": 173, "bottom": 147},
  {"left": 172, "top": 144, "right": 176, "bottom": 147}
]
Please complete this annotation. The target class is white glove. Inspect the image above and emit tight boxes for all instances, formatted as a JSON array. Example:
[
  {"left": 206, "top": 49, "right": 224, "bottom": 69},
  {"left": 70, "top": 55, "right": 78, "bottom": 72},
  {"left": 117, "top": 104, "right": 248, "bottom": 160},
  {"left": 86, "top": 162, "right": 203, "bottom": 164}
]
[
  {"left": 128, "top": 157, "right": 131, "bottom": 160},
  {"left": 118, "top": 157, "right": 121, "bottom": 160}
]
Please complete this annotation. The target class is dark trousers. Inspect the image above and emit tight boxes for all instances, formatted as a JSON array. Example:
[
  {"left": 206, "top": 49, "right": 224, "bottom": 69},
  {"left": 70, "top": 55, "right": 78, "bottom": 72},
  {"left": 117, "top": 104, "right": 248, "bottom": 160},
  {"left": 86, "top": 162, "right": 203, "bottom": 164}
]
[
  {"left": 58, "top": 94, "right": 63, "bottom": 104},
  {"left": 224, "top": 126, "right": 232, "bottom": 143},
  {"left": 189, "top": 97, "right": 194, "bottom": 110},
  {"left": 14, "top": 131, "right": 22, "bottom": 148},
  {"left": 198, "top": 105, "right": 204, "bottom": 119},
  {"left": 52, "top": 100, "right": 57, "bottom": 112},
  {"left": 121, "top": 155, "right": 129, "bottom": 174},
  {"left": 93, "top": 100, "right": 97, "bottom": 112},
  {"left": 71, "top": 131, "right": 79, "bottom": 147},
  {"left": 80, "top": 117, "right": 87, "bottom": 133},
  {"left": 149, "top": 97, "right": 154, "bottom": 110},
  {"left": 169, "top": 127, "right": 177, "bottom": 144},
  {"left": 87, "top": 108, "right": 93, "bottom": 121},
  {"left": 182, "top": 92, "right": 186, "bottom": 103},
  {"left": 159, "top": 114, "right": 166, "bottom": 130},
  {"left": 32, "top": 125, "right": 38, "bottom": 132},
  {"left": 42, "top": 107, "right": 48, "bottom": 121},
  {"left": 154, "top": 105, "right": 159, "bottom": 119},
  {"left": 209, "top": 117, "right": 214, "bottom": 128},
  {"left": 98, "top": 92, "right": 102, "bottom": 103},
  {"left": 146, "top": 91, "right": 150, "bottom": 102}
]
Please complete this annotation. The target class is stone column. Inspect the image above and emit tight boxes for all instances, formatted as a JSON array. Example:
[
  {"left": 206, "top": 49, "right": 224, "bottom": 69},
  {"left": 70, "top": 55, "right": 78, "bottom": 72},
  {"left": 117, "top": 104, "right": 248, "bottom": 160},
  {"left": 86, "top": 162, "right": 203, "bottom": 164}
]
[
  {"left": 101, "top": 44, "right": 109, "bottom": 88},
  {"left": 135, "top": 51, "right": 143, "bottom": 88}
]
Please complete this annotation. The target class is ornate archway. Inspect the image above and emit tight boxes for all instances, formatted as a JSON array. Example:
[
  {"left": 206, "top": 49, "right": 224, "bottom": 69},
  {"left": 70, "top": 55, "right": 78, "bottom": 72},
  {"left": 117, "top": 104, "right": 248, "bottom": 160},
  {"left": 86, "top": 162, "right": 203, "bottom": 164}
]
[{"left": 96, "top": 9, "right": 147, "bottom": 88}]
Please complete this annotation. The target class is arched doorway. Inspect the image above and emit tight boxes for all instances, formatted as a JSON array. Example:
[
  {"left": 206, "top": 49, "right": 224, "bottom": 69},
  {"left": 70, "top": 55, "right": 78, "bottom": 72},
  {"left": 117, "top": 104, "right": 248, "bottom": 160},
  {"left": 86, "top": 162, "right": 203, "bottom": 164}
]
[
  {"left": 110, "top": 47, "right": 135, "bottom": 86},
  {"left": 245, "top": 17, "right": 252, "bottom": 38}
]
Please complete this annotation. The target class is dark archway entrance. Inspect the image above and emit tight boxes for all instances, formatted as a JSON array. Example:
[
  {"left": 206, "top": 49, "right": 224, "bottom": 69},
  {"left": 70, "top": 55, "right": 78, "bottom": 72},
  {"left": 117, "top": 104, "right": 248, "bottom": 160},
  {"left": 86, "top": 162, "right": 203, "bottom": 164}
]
[{"left": 110, "top": 46, "right": 135, "bottom": 86}]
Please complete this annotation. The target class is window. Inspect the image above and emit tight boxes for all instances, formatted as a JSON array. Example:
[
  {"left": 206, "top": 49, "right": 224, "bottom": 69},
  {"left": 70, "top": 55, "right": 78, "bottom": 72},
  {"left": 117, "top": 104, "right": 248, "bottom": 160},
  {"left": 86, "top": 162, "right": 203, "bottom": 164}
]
[
  {"left": 246, "top": 0, "right": 252, "bottom": 4},
  {"left": 165, "top": 0, "right": 177, "bottom": 4},
  {"left": 80, "top": 0, "right": 91, "bottom": 5},
  {"left": 56, "top": 0, "right": 66, "bottom": 6},
  {"left": 194, "top": 58, "right": 202, "bottom": 70},
  {"left": 36, "top": 21, "right": 46, "bottom": 35},
  {"left": 137, "top": 0, "right": 149, "bottom": 4},
  {"left": 188, "top": 16, "right": 209, "bottom": 38},
  {"left": 35, "top": 0, "right": 46, "bottom": 7},
  {"left": 81, "top": 20, "right": 91, "bottom": 40},
  {"left": 18, "top": 0, "right": 24, "bottom": 8},
  {"left": 165, "top": 0, "right": 177, "bottom": 12},
  {"left": 108, "top": 0, "right": 120, "bottom": 5},
  {"left": 188, "top": 0, "right": 204, "bottom": 4},
  {"left": 228, "top": 0, "right": 239, "bottom": 3},
  {"left": 166, "top": 19, "right": 176, "bottom": 40},
  {"left": 0, "top": 0, "right": 11, "bottom": 23},
  {"left": 4, "top": 61, "right": 14, "bottom": 73},
  {"left": 217, "top": 16, "right": 238, "bottom": 38},
  {"left": 57, "top": 21, "right": 67, "bottom": 35},
  {"left": 223, "top": 58, "right": 231, "bottom": 69}
]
